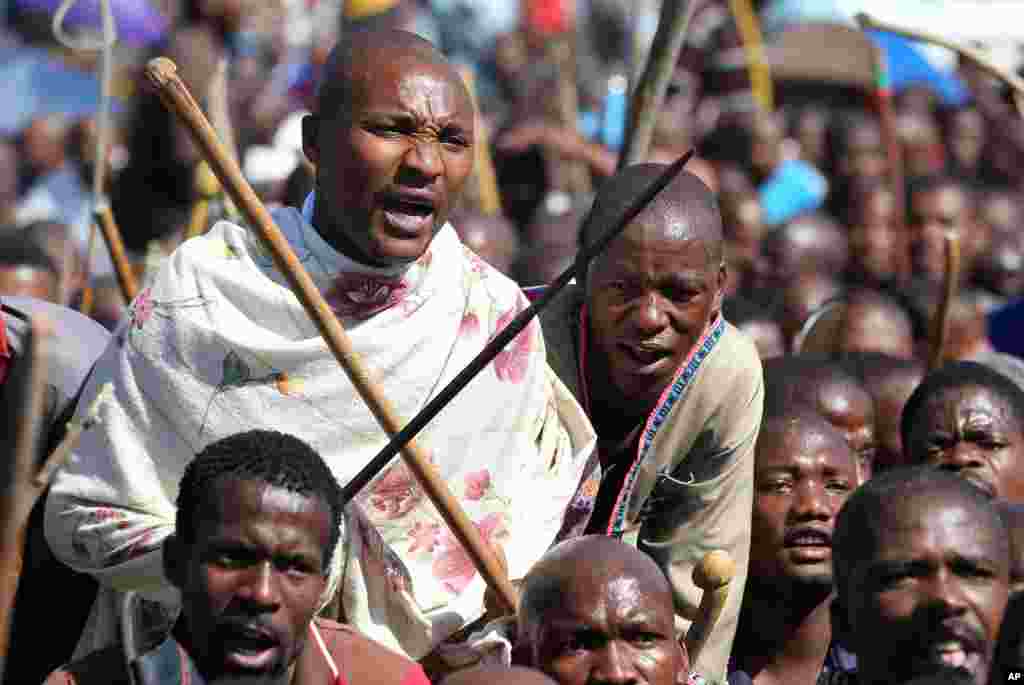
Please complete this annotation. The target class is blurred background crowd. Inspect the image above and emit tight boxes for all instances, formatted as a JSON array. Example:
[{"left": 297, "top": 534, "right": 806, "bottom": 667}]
[{"left": 1, "top": 0, "right": 1024, "bottom": 365}]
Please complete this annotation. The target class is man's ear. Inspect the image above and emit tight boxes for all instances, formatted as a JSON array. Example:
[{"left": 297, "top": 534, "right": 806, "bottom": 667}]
[
  {"left": 675, "top": 633, "right": 691, "bottom": 685},
  {"left": 301, "top": 114, "right": 320, "bottom": 168},
  {"left": 163, "top": 533, "right": 184, "bottom": 590},
  {"left": 712, "top": 261, "right": 727, "bottom": 315}
]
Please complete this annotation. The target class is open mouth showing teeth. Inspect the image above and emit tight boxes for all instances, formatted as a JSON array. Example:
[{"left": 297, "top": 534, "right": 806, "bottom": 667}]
[
  {"left": 622, "top": 345, "right": 670, "bottom": 367},
  {"left": 786, "top": 532, "right": 831, "bottom": 547}
]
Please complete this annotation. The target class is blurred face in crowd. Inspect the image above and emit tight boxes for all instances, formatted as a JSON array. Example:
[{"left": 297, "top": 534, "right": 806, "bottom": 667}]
[
  {"left": 815, "top": 378, "right": 876, "bottom": 482},
  {"left": 849, "top": 188, "right": 906, "bottom": 286},
  {"left": 0, "top": 140, "right": 17, "bottom": 220},
  {"left": 839, "top": 124, "right": 886, "bottom": 182},
  {"left": 303, "top": 37, "right": 475, "bottom": 267},
  {"left": 722, "top": 194, "right": 763, "bottom": 295},
  {"left": 910, "top": 183, "right": 970, "bottom": 285},
  {"left": 905, "top": 384, "right": 1024, "bottom": 503},
  {"left": 975, "top": 233, "right": 1024, "bottom": 298},
  {"left": 778, "top": 272, "right": 841, "bottom": 347},
  {"left": 587, "top": 208, "right": 725, "bottom": 417},
  {"left": 948, "top": 108, "right": 985, "bottom": 172},
  {"left": 872, "top": 370, "right": 925, "bottom": 473},
  {"left": 751, "top": 413, "right": 857, "bottom": 588},
  {"left": 751, "top": 114, "right": 783, "bottom": 181},
  {"left": 838, "top": 296, "right": 916, "bottom": 361},
  {"left": 737, "top": 318, "right": 785, "bottom": 360},
  {"left": 0, "top": 266, "right": 58, "bottom": 302},
  {"left": 795, "top": 108, "right": 828, "bottom": 169},
  {"left": 840, "top": 494, "right": 1009, "bottom": 685}
]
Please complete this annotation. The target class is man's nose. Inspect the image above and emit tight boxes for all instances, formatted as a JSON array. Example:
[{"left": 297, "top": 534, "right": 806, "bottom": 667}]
[
  {"left": 631, "top": 293, "right": 669, "bottom": 336},
  {"left": 792, "top": 481, "right": 832, "bottom": 520},
  {"left": 402, "top": 139, "right": 443, "bottom": 181},
  {"left": 921, "top": 567, "right": 971, "bottom": 618},
  {"left": 238, "top": 562, "right": 281, "bottom": 610},
  {"left": 593, "top": 642, "right": 640, "bottom": 685},
  {"left": 935, "top": 442, "right": 986, "bottom": 474}
]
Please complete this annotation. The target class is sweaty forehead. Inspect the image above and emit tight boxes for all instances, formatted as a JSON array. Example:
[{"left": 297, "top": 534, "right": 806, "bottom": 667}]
[{"left": 760, "top": 413, "right": 854, "bottom": 467}]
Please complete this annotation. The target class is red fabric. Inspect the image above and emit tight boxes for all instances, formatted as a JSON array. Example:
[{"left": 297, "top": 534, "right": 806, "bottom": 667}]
[
  {"left": 333, "top": 663, "right": 430, "bottom": 685},
  {"left": 0, "top": 307, "right": 9, "bottom": 386},
  {"left": 524, "top": 0, "right": 570, "bottom": 35}
]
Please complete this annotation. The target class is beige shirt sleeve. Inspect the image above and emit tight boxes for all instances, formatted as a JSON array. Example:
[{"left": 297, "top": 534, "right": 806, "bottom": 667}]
[{"left": 637, "top": 333, "right": 764, "bottom": 684}]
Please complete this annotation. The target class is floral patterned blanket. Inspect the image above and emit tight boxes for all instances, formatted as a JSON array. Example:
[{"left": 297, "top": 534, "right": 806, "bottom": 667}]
[{"left": 45, "top": 194, "right": 596, "bottom": 659}]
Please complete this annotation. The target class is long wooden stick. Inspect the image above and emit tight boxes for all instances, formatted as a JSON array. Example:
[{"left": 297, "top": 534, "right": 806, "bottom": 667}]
[
  {"left": 94, "top": 204, "right": 139, "bottom": 303},
  {"left": 727, "top": 0, "right": 772, "bottom": 112},
  {"left": 343, "top": 151, "right": 693, "bottom": 503},
  {"left": 856, "top": 13, "right": 1024, "bottom": 116},
  {"left": 619, "top": 0, "right": 695, "bottom": 168},
  {"left": 456, "top": 67, "right": 504, "bottom": 217},
  {"left": 0, "top": 316, "right": 49, "bottom": 680},
  {"left": 928, "top": 232, "right": 961, "bottom": 371},
  {"left": 144, "top": 57, "right": 518, "bottom": 613}
]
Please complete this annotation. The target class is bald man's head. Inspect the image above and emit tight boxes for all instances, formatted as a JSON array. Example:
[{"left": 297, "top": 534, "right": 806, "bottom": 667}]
[
  {"left": 580, "top": 164, "right": 723, "bottom": 271},
  {"left": 442, "top": 667, "right": 557, "bottom": 685},
  {"left": 518, "top": 536, "right": 686, "bottom": 685},
  {"left": 520, "top": 536, "right": 673, "bottom": 625},
  {"left": 315, "top": 30, "right": 462, "bottom": 123}
]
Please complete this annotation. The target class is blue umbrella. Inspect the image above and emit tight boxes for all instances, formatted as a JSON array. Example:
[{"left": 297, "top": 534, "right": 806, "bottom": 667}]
[
  {"left": 0, "top": 45, "right": 107, "bottom": 135},
  {"left": 867, "top": 29, "right": 970, "bottom": 107},
  {"left": 14, "top": 0, "right": 168, "bottom": 47}
]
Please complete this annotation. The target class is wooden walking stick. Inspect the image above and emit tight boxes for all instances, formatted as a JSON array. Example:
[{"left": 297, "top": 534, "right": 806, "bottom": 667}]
[
  {"left": 0, "top": 317, "right": 48, "bottom": 680},
  {"left": 928, "top": 232, "right": 962, "bottom": 371},
  {"left": 144, "top": 57, "right": 519, "bottom": 613},
  {"left": 619, "top": 0, "right": 696, "bottom": 168},
  {"left": 95, "top": 203, "right": 140, "bottom": 304},
  {"left": 856, "top": 13, "right": 1024, "bottom": 118}
]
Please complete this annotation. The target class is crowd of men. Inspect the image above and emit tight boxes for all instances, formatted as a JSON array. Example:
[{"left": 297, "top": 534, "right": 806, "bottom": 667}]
[{"left": 1, "top": 0, "right": 1024, "bottom": 684}]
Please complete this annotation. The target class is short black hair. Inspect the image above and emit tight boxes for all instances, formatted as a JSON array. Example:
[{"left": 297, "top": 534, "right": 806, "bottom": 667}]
[
  {"left": 833, "top": 465, "right": 1007, "bottom": 595},
  {"left": 763, "top": 356, "right": 866, "bottom": 421},
  {"left": 176, "top": 430, "right": 344, "bottom": 570},
  {"left": 901, "top": 360, "right": 1024, "bottom": 458},
  {"left": 0, "top": 234, "right": 58, "bottom": 275}
]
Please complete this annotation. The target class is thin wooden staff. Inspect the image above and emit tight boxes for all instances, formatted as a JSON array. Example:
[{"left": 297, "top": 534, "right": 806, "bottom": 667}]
[
  {"left": 94, "top": 203, "right": 140, "bottom": 304},
  {"left": 928, "top": 231, "right": 962, "bottom": 371},
  {"left": 856, "top": 13, "right": 1024, "bottom": 118},
  {"left": 619, "top": 0, "right": 696, "bottom": 168},
  {"left": 456, "top": 67, "right": 504, "bottom": 217},
  {"left": 343, "top": 151, "right": 694, "bottom": 504},
  {"left": 144, "top": 57, "right": 519, "bottom": 612},
  {"left": 727, "top": 0, "right": 773, "bottom": 112},
  {"left": 855, "top": 17, "right": 907, "bottom": 270},
  {"left": 0, "top": 316, "right": 49, "bottom": 679}
]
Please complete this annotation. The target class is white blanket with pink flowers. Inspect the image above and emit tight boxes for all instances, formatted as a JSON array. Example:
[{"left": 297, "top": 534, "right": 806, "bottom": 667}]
[{"left": 45, "top": 194, "right": 596, "bottom": 659}]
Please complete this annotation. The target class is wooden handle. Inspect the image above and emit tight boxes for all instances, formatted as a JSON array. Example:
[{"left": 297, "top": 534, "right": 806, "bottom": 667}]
[
  {"left": 619, "top": 0, "right": 696, "bottom": 169},
  {"left": 856, "top": 13, "right": 1024, "bottom": 102},
  {"left": 144, "top": 57, "right": 518, "bottom": 613},
  {"left": 94, "top": 204, "right": 139, "bottom": 303},
  {"left": 685, "top": 550, "right": 735, "bottom": 667},
  {"left": 0, "top": 317, "right": 51, "bottom": 680},
  {"left": 928, "top": 232, "right": 962, "bottom": 371}
]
